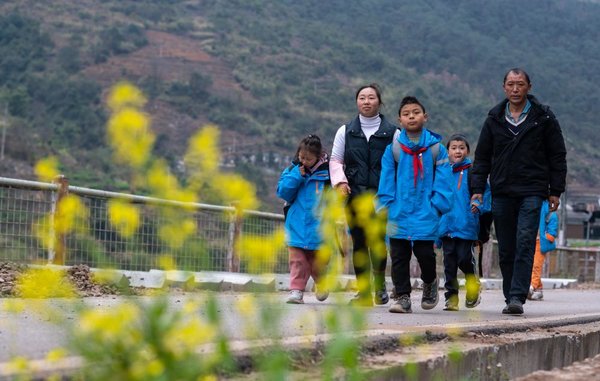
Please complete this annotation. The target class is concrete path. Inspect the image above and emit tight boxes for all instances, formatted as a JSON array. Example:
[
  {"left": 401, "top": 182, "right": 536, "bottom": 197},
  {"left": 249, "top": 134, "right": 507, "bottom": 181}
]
[{"left": 1, "top": 288, "right": 600, "bottom": 363}]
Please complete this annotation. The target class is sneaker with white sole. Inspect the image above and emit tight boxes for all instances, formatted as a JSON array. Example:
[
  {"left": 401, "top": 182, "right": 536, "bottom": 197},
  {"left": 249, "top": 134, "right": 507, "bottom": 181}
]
[
  {"left": 389, "top": 294, "right": 412, "bottom": 313},
  {"left": 421, "top": 277, "right": 439, "bottom": 310},
  {"left": 286, "top": 290, "right": 304, "bottom": 304},
  {"left": 530, "top": 288, "right": 543, "bottom": 300}
]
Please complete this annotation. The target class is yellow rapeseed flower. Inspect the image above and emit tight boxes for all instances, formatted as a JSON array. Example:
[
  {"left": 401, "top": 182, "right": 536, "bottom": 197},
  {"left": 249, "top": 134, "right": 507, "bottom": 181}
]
[
  {"left": 107, "top": 82, "right": 146, "bottom": 111},
  {"left": 159, "top": 218, "right": 196, "bottom": 249},
  {"left": 108, "top": 108, "right": 154, "bottom": 168},
  {"left": 199, "top": 375, "right": 218, "bottom": 381},
  {"left": 108, "top": 199, "right": 140, "bottom": 238},
  {"left": 158, "top": 255, "right": 176, "bottom": 271},
  {"left": 54, "top": 195, "right": 88, "bottom": 235},
  {"left": 45, "top": 348, "right": 68, "bottom": 363},
  {"left": 2, "top": 299, "right": 26, "bottom": 313},
  {"left": 213, "top": 173, "right": 258, "bottom": 212},
  {"left": 236, "top": 229, "right": 285, "bottom": 273},
  {"left": 34, "top": 156, "right": 60, "bottom": 183},
  {"left": 185, "top": 125, "right": 221, "bottom": 178},
  {"left": 15, "top": 267, "right": 75, "bottom": 298},
  {"left": 79, "top": 304, "right": 140, "bottom": 342},
  {"left": 7, "top": 356, "right": 29, "bottom": 373}
]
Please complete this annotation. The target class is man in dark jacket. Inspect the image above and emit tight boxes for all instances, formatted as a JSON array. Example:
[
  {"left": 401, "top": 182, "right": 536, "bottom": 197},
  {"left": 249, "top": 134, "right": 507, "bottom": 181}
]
[{"left": 470, "top": 68, "right": 567, "bottom": 315}]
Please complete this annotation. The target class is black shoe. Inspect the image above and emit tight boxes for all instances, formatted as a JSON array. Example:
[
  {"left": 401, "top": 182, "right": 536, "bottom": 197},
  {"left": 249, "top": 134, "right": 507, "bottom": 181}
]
[
  {"left": 374, "top": 288, "right": 389, "bottom": 305},
  {"left": 502, "top": 298, "right": 524, "bottom": 315},
  {"left": 421, "top": 277, "right": 439, "bottom": 310},
  {"left": 349, "top": 293, "right": 373, "bottom": 307}
]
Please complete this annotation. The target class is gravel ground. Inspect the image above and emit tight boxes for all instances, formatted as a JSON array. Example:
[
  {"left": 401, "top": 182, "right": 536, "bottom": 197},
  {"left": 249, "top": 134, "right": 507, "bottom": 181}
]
[{"left": 516, "top": 354, "right": 600, "bottom": 381}]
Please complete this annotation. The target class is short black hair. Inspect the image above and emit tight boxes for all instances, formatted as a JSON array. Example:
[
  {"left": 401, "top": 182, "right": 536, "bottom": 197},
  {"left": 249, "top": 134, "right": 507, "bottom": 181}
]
[
  {"left": 503, "top": 68, "right": 531, "bottom": 85},
  {"left": 446, "top": 133, "right": 470, "bottom": 152},
  {"left": 398, "top": 96, "right": 426, "bottom": 116}
]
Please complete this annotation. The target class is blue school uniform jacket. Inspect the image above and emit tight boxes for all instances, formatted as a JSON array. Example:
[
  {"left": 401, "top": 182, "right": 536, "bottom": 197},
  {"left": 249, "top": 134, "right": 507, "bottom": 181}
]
[
  {"left": 377, "top": 128, "right": 453, "bottom": 240},
  {"left": 438, "top": 158, "right": 491, "bottom": 240},
  {"left": 277, "top": 159, "right": 330, "bottom": 250},
  {"left": 539, "top": 200, "right": 558, "bottom": 253}
]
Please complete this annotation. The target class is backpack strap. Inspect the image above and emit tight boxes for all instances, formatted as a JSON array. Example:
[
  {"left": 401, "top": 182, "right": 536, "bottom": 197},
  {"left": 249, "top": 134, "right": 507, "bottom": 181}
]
[{"left": 393, "top": 129, "right": 441, "bottom": 169}]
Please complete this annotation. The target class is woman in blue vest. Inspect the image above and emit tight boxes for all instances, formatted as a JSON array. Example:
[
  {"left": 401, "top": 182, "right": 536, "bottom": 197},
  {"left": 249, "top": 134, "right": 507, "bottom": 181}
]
[{"left": 330, "top": 83, "right": 398, "bottom": 306}]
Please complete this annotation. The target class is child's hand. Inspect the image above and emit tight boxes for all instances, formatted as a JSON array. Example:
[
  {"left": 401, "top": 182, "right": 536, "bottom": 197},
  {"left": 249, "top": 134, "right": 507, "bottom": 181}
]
[{"left": 470, "top": 194, "right": 482, "bottom": 214}]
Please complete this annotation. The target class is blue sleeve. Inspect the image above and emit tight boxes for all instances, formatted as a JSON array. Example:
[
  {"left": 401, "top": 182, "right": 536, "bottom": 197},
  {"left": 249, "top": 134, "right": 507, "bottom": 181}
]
[
  {"left": 376, "top": 145, "right": 396, "bottom": 213},
  {"left": 431, "top": 146, "right": 453, "bottom": 215},
  {"left": 276, "top": 164, "right": 304, "bottom": 203}
]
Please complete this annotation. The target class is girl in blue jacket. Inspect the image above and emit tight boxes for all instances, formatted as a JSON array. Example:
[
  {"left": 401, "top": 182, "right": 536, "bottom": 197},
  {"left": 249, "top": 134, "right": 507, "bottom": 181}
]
[
  {"left": 377, "top": 96, "right": 453, "bottom": 313},
  {"left": 277, "top": 135, "right": 331, "bottom": 304},
  {"left": 438, "top": 134, "right": 491, "bottom": 311}
]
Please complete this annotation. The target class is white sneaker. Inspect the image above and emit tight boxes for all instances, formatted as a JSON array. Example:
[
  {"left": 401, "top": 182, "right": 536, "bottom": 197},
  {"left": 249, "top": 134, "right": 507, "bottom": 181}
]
[
  {"left": 527, "top": 285, "right": 534, "bottom": 300},
  {"left": 286, "top": 290, "right": 304, "bottom": 304},
  {"left": 530, "top": 289, "right": 544, "bottom": 300}
]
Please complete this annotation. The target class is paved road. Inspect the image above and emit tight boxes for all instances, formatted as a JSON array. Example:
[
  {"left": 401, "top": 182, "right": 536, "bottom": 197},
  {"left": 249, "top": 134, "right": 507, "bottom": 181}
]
[{"left": 1, "top": 289, "right": 600, "bottom": 363}]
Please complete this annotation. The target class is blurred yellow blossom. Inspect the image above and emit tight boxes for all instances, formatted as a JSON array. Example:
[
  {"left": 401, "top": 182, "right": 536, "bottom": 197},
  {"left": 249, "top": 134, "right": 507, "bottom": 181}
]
[
  {"left": 45, "top": 348, "right": 68, "bottom": 363},
  {"left": 55, "top": 195, "right": 88, "bottom": 235},
  {"left": 236, "top": 229, "right": 285, "bottom": 273},
  {"left": 107, "top": 82, "right": 146, "bottom": 111},
  {"left": 158, "top": 255, "right": 176, "bottom": 271},
  {"left": 7, "top": 356, "right": 30, "bottom": 373},
  {"left": 159, "top": 218, "right": 196, "bottom": 249},
  {"left": 34, "top": 156, "right": 60, "bottom": 182},
  {"left": 185, "top": 125, "right": 221, "bottom": 180},
  {"left": 108, "top": 108, "right": 154, "bottom": 168},
  {"left": 3, "top": 299, "right": 26, "bottom": 313},
  {"left": 79, "top": 303, "right": 140, "bottom": 342},
  {"left": 108, "top": 199, "right": 140, "bottom": 238},
  {"left": 15, "top": 267, "right": 75, "bottom": 298},
  {"left": 213, "top": 173, "right": 258, "bottom": 212}
]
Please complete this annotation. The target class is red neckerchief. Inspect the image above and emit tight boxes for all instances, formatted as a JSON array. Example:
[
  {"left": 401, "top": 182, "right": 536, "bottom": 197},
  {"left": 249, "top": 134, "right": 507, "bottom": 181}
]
[
  {"left": 453, "top": 163, "right": 472, "bottom": 189},
  {"left": 400, "top": 144, "right": 428, "bottom": 186}
]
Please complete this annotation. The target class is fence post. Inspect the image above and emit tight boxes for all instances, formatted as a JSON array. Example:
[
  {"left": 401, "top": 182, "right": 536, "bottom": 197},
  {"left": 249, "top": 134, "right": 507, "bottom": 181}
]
[
  {"left": 49, "top": 175, "right": 69, "bottom": 265},
  {"left": 596, "top": 252, "right": 600, "bottom": 283},
  {"left": 226, "top": 207, "right": 242, "bottom": 272}
]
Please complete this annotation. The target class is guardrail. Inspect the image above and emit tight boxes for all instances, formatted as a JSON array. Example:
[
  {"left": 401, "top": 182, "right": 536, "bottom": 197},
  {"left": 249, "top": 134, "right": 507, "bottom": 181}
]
[{"left": 1, "top": 176, "right": 599, "bottom": 282}]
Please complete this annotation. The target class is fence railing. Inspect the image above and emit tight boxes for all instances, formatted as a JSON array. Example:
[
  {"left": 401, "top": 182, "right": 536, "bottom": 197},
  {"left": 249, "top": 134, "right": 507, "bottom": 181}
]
[
  {"left": 0, "top": 176, "right": 288, "bottom": 274},
  {"left": 1, "top": 176, "right": 599, "bottom": 282}
]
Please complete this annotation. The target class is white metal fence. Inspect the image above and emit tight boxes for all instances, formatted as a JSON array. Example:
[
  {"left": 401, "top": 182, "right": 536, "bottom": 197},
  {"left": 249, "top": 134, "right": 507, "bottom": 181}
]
[{"left": 0, "top": 176, "right": 288, "bottom": 274}]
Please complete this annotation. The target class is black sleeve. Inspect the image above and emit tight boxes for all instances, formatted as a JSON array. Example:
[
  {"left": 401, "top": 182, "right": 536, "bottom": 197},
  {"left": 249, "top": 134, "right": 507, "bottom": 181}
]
[
  {"left": 544, "top": 116, "right": 567, "bottom": 196},
  {"left": 470, "top": 119, "right": 493, "bottom": 194}
]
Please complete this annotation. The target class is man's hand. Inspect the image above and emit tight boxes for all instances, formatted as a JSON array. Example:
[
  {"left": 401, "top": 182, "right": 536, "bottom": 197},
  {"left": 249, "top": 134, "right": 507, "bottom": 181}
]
[
  {"left": 470, "top": 193, "right": 483, "bottom": 213},
  {"left": 548, "top": 195, "right": 560, "bottom": 212},
  {"left": 335, "top": 182, "right": 351, "bottom": 196}
]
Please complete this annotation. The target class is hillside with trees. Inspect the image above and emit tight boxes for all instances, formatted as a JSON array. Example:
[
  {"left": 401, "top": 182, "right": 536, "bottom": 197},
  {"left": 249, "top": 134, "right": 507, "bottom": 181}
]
[{"left": 0, "top": 0, "right": 598, "bottom": 211}]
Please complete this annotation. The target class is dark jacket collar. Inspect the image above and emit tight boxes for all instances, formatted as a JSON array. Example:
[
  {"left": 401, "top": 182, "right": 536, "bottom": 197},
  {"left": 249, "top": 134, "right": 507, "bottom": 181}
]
[{"left": 488, "top": 94, "right": 548, "bottom": 122}]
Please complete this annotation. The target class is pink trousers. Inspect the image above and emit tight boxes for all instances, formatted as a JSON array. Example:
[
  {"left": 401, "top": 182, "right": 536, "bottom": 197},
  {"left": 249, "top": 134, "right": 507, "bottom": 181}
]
[{"left": 288, "top": 247, "right": 326, "bottom": 291}]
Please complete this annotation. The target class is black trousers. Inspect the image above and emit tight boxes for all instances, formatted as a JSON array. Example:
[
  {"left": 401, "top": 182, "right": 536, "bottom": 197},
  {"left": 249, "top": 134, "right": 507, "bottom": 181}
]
[
  {"left": 390, "top": 239, "right": 437, "bottom": 296},
  {"left": 346, "top": 200, "right": 387, "bottom": 295},
  {"left": 441, "top": 237, "right": 477, "bottom": 300}
]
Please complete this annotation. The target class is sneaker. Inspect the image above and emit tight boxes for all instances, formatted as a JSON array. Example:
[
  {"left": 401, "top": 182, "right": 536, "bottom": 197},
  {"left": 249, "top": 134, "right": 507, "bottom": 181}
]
[
  {"left": 374, "top": 287, "right": 390, "bottom": 305},
  {"left": 315, "top": 286, "right": 329, "bottom": 302},
  {"left": 286, "top": 290, "right": 304, "bottom": 304},
  {"left": 348, "top": 293, "right": 373, "bottom": 307},
  {"left": 527, "top": 285, "right": 534, "bottom": 300},
  {"left": 443, "top": 296, "right": 459, "bottom": 311},
  {"left": 389, "top": 294, "right": 412, "bottom": 313},
  {"left": 421, "top": 277, "right": 439, "bottom": 310},
  {"left": 465, "top": 275, "right": 481, "bottom": 308},
  {"left": 530, "top": 288, "right": 543, "bottom": 301},
  {"left": 501, "top": 297, "right": 524, "bottom": 315}
]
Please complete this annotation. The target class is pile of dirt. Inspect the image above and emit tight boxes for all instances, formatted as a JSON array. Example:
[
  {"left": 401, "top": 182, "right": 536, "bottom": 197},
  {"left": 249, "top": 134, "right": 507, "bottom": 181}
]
[
  {"left": 0, "top": 262, "right": 27, "bottom": 296},
  {"left": 0, "top": 262, "right": 122, "bottom": 297}
]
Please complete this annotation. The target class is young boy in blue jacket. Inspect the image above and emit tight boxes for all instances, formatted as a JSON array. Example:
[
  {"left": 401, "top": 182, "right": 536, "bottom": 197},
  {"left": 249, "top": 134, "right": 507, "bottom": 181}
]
[
  {"left": 438, "top": 134, "right": 491, "bottom": 311},
  {"left": 277, "top": 135, "right": 331, "bottom": 304},
  {"left": 377, "top": 96, "right": 453, "bottom": 313},
  {"left": 528, "top": 199, "right": 558, "bottom": 301}
]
